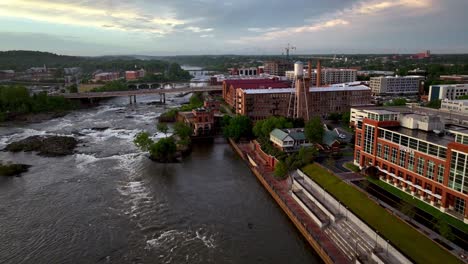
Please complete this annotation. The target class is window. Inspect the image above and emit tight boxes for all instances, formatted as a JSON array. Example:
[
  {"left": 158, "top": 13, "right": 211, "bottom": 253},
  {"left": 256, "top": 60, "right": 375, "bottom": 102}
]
[
  {"left": 384, "top": 146, "right": 389, "bottom": 160},
  {"left": 454, "top": 197, "right": 465, "bottom": 215},
  {"left": 400, "top": 136, "right": 409, "bottom": 147},
  {"left": 391, "top": 148, "right": 398, "bottom": 164},
  {"left": 355, "top": 150, "right": 361, "bottom": 164},
  {"left": 363, "top": 125, "right": 375, "bottom": 154},
  {"left": 418, "top": 142, "right": 428, "bottom": 154},
  {"left": 408, "top": 152, "right": 415, "bottom": 171},
  {"left": 409, "top": 138, "right": 418, "bottom": 150},
  {"left": 356, "top": 133, "right": 362, "bottom": 146},
  {"left": 427, "top": 161, "right": 435, "bottom": 180},
  {"left": 437, "top": 165, "right": 445, "bottom": 183},
  {"left": 448, "top": 151, "right": 467, "bottom": 193},
  {"left": 399, "top": 150, "right": 406, "bottom": 167},
  {"left": 417, "top": 157, "right": 425, "bottom": 175},
  {"left": 377, "top": 143, "right": 382, "bottom": 158}
]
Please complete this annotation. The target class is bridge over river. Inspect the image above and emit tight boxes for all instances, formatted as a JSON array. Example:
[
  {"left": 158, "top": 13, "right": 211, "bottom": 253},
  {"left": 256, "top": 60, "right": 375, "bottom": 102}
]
[{"left": 63, "top": 85, "right": 222, "bottom": 104}]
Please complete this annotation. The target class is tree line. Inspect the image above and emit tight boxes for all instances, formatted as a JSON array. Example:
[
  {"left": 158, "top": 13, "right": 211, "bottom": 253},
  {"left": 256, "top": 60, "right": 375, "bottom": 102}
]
[{"left": 0, "top": 85, "right": 76, "bottom": 121}]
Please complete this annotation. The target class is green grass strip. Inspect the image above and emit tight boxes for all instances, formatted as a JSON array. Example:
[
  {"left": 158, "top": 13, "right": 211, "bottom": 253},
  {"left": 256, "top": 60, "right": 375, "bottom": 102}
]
[
  {"left": 302, "top": 164, "right": 461, "bottom": 264},
  {"left": 367, "top": 177, "right": 468, "bottom": 234}
]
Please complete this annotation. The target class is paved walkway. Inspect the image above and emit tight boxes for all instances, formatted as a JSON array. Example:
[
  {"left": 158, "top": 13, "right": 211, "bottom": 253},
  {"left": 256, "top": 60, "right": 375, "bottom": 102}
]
[{"left": 237, "top": 143, "right": 350, "bottom": 264}]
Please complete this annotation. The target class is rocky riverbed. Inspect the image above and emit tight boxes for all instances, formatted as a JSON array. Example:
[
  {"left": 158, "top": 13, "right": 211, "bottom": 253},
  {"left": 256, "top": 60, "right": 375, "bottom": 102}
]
[{"left": 4, "top": 135, "right": 78, "bottom": 157}]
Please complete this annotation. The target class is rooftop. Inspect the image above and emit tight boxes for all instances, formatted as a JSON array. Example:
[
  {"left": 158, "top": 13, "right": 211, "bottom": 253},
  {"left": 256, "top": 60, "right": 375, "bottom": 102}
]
[
  {"left": 385, "top": 126, "right": 455, "bottom": 147},
  {"left": 242, "top": 85, "right": 370, "bottom": 94}
]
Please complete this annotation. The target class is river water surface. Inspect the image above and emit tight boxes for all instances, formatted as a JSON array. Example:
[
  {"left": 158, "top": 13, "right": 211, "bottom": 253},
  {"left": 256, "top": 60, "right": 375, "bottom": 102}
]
[{"left": 0, "top": 94, "right": 321, "bottom": 264}]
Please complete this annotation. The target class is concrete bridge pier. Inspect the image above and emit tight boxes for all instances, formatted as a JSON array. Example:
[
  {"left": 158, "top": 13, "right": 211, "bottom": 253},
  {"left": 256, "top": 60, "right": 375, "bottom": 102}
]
[
  {"left": 159, "top": 93, "right": 166, "bottom": 104},
  {"left": 129, "top": 95, "right": 137, "bottom": 105}
]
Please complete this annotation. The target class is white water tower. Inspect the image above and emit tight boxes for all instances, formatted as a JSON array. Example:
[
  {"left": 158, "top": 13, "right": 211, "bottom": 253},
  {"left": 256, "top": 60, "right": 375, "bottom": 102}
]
[{"left": 294, "top": 61, "right": 303, "bottom": 77}]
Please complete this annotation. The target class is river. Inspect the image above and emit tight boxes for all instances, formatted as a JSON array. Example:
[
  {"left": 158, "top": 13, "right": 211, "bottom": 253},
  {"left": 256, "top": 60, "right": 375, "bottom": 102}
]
[{"left": 0, "top": 94, "right": 321, "bottom": 264}]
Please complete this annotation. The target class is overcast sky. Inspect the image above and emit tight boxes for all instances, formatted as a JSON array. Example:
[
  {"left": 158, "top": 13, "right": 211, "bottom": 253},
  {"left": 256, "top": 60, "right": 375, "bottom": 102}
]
[{"left": 0, "top": 0, "right": 467, "bottom": 56}]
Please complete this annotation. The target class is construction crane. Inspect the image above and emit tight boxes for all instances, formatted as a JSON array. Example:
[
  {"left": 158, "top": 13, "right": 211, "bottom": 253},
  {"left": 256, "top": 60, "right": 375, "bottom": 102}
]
[{"left": 284, "top": 43, "right": 296, "bottom": 59}]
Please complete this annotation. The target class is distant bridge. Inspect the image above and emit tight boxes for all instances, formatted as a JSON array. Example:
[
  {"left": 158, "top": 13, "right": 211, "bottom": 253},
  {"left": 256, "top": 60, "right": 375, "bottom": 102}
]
[{"left": 63, "top": 85, "right": 222, "bottom": 104}]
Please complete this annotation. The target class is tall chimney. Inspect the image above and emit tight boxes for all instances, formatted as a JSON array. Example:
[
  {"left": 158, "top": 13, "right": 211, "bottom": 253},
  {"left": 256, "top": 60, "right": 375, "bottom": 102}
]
[
  {"left": 316, "top": 60, "right": 321, "bottom": 87},
  {"left": 305, "top": 60, "right": 312, "bottom": 88}
]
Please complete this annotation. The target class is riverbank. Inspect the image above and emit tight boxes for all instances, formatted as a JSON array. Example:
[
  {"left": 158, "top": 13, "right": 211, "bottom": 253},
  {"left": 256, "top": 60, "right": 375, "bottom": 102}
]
[{"left": 228, "top": 139, "right": 348, "bottom": 264}]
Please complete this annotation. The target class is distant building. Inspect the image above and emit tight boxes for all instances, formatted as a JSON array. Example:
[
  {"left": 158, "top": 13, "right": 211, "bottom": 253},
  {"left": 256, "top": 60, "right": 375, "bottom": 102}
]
[
  {"left": 428, "top": 84, "right": 468, "bottom": 101},
  {"left": 177, "top": 107, "right": 215, "bottom": 137},
  {"left": 64, "top": 67, "right": 81, "bottom": 75},
  {"left": 236, "top": 84, "right": 372, "bottom": 121},
  {"left": 370, "top": 76, "right": 424, "bottom": 96},
  {"left": 125, "top": 69, "right": 146, "bottom": 80},
  {"left": 440, "top": 99, "right": 468, "bottom": 114},
  {"left": 229, "top": 67, "right": 259, "bottom": 76},
  {"left": 285, "top": 68, "right": 357, "bottom": 86},
  {"left": 352, "top": 107, "right": 468, "bottom": 222},
  {"left": 410, "top": 50, "right": 431, "bottom": 59},
  {"left": 439, "top": 75, "right": 468, "bottom": 83},
  {"left": 222, "top": 79, "right": 290, "bottom": 108},
  {"left": 270, "top": 128, "right": 312, "bottom": 152},
  {"left": 0, "top": 70, "right": 15, "bottom": 80},
  {"left": 357, "top": 70, "right": 394, "bottom": 77},
  {"left": 263, "top": 60, "right": 293, "bottom": 76},
  {"left": 93, "top": 72, "right": 120, "bottom": 82}
]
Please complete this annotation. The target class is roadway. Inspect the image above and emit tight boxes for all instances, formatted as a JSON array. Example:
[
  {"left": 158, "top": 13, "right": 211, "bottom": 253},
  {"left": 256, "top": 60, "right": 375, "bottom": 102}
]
[{"left": 63, "top": 85, "right": 222, "bottom": 99}]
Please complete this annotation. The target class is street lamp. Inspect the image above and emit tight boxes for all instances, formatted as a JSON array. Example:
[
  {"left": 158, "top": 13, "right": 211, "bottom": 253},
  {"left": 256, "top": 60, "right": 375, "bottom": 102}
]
[
  {"left": 386, "top": 240, "right": 390, "bottom": 256},
  {"left": 374, "top": 230, "right": 379, "bottom": 249}
]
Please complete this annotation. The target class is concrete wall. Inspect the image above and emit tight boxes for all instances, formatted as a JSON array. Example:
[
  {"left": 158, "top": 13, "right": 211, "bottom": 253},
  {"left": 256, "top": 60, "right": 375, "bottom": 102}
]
[{"left": 297, "top": 169, "right": 412, "bottom": 264}]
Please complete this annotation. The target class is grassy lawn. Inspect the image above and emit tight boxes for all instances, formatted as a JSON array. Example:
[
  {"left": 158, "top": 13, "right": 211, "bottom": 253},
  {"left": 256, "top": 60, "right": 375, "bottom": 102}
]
[
  {"left": 367, "top": 177, "right": 468, "bottom": 234},
  {"left": 302, "top": 164, "right": 461, "bottom": 264},
  {"left": 344, "top": 162, "right": 360, "bottom": 172}
]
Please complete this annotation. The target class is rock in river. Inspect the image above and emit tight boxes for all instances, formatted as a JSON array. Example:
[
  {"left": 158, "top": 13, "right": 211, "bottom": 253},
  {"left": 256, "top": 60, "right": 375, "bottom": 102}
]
[{"left": 4, "top": 135, "right": 78, "bottom": 157}]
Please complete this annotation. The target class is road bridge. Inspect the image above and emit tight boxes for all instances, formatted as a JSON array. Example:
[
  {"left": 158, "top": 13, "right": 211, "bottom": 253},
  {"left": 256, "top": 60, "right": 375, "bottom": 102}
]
[{"left": 63, "top": 85, "right": 222, "bottom": 104}]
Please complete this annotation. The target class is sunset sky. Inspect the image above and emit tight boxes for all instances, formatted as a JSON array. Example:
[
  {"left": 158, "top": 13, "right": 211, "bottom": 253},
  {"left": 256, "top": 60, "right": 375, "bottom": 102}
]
[{"left": 0, "top": 0, "right": 466, "bottom": 55}]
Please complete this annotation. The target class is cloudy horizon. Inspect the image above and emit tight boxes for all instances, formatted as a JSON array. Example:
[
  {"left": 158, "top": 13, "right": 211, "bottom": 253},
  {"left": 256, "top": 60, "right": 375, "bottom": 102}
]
[{"left": 0, "top": 0, "right": 467, "bottom": 56}]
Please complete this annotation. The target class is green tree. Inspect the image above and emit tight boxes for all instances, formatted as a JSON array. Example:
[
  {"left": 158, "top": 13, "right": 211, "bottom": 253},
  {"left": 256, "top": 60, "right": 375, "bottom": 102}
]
[
  {"left": 149, "top": 137, "right": 177, "bottom": 162},
  {"left": 305, "top": 117, "right": 324, "bottom": 144},
  {"left": 174, "top": 122, "right": 192, "bottom": 140},
  {"left": 157, "top": 123, "right": 169, "bottom": 137},
  {"left": 68, "top": 84, "right": 78, "bottom": 93},
  {"left": 426, "top": 99, "right": 441, "bottom": 109},
  {"left": 223, "top": 115, "right": 252, "bottom": 141},
  {"left": 342, "top": 111, "right": 351, "bottom": 125},
  {"left": 253, "top": 116, "right": 293, "bottom": 139},
  {"left": 434, "top": 217, "right": 455, "bottom": 240},
  {"left": 384, "top": 98, "right": 407, "bottom": 106},
  {"left": 298, "top": 147, "right": 318, "bottom": 165},
  {"left": 133, "top": 132, "right": 153, "bottom": 151},
  {"left": 328, "top": 112, "right": 342, "bottom": 122},
  {"left": 399, "top": 203, "right": 416, "bottom": 219},
  {"left": 274, "top": 160, "right": 288, "bottom": 179},
  {"left": 325, "top": 158, "right": 336, "bottom": 168}
]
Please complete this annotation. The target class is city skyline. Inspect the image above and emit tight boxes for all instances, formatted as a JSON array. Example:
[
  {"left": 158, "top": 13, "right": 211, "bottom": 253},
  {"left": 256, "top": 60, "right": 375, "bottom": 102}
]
[{"left": 0, "top": 0, "right": 467, "bottom": 56}]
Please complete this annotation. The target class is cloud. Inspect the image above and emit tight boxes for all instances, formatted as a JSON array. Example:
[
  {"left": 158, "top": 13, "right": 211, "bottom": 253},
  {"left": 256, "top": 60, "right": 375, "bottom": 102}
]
[
  {"left": 247, "top": 27, "right": 280, "bottom": 33},
  {"left": 185, "top": 26, "right": 214, "bottom": 33},
  {"left": 0, "top": 0, "right": 200, "bottom": 36},
  {"left": 231, "top": 0, "right": 433, "bottom": 44},
  {"left": 200, "top": 34, "right": 214, "bottom": 38}
]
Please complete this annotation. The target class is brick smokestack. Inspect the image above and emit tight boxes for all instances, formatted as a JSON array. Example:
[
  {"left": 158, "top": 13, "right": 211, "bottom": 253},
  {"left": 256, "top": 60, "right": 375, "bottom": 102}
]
[
  {"left": 316, "top": 60, "right": 321, "bottom": 87},
  {"left": 305, "top": 60, "right": 312, "bottom": 88}
]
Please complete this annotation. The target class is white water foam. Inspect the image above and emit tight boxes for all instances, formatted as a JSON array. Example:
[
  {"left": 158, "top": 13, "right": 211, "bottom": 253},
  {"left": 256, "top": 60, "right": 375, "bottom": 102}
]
[
  {"left": 145, "top": 228, "right": 217, "bottom": 251},
  {"left": 79, "top": 128, "right": 142, "bottom": 143}
]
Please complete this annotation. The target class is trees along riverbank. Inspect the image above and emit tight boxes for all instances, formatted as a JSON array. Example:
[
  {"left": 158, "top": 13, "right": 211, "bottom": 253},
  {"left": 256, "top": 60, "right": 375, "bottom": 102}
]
[
  {"left": 221, "top": 115, "right": 322, "bottom": 180},
  {"left": 0, "top": 85, "right": 77, "bottom": 122},
  {"left": 134, "top": 121, "right": 193, "bottom": 163}
]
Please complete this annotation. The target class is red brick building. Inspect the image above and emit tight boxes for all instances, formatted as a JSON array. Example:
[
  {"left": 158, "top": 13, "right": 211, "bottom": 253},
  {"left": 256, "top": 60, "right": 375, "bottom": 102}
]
[
  {"left": 353, "top": 109, "right": 468, "bottom": 222},
  {"left": 222, "top": 79, "right": 290, "bottom": 108},
  {"left": 235, "top": 85, "right": 372, "bottom": 121}
]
